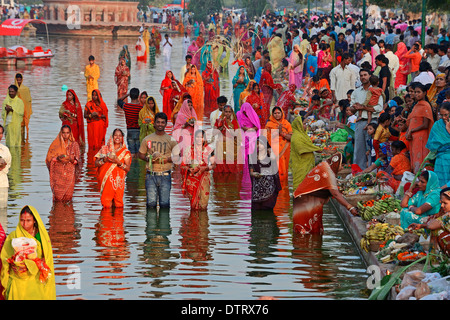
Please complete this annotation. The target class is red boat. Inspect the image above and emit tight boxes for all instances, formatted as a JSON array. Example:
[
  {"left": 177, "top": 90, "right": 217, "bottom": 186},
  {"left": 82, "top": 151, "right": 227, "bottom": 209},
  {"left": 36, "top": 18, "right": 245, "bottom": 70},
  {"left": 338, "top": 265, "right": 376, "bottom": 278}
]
[{"left": 0, "top": 19, "right": 53, "bottom": 66}]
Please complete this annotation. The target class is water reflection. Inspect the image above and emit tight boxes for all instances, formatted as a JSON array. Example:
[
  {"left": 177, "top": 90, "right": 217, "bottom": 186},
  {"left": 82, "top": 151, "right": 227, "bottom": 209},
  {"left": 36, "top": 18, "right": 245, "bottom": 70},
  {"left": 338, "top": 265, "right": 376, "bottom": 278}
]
[{"left": 0, "top": 34, "right": 369, "bottom": 300}]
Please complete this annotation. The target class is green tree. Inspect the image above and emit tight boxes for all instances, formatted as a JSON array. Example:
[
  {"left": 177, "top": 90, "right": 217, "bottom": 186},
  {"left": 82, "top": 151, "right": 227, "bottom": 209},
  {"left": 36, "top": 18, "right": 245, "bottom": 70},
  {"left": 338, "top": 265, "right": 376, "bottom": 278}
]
[
  {"left": 188, "top": 0, "right": 223, "bottom": 22},
  {"left": 368, "top": 0, "right": 449, "bottom": 13},
  {"left": 242, "top": 0, "right": 268, "bottom": 18}
]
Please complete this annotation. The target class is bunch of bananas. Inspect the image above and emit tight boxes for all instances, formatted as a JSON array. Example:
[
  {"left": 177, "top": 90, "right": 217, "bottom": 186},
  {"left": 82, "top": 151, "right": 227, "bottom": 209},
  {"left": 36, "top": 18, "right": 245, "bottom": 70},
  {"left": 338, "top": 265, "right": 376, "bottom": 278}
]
[
  {"left": 357, "top": 197, "right": 402, "bottom": 221},
  {"left": 360, "top": 223, "right": 405, "bottom": 252}
]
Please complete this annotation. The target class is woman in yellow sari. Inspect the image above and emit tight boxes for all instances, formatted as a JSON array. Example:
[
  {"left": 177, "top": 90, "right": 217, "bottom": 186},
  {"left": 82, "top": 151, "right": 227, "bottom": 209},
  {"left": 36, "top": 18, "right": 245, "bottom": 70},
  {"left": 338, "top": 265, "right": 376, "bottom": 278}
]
[
  {"left": 265, "top": 106, "right": 292, "bottom": 186},
  {"left": 94, "top": 129, "right": 131, "bottom": 208},
  {"left": 139, "top": 96, "right": 160, "bottom": 142},
  {"left": 1, "top": 205, "right": 56, "bottom": 300},
  {"left": 290, "top": 116, "right": 322, "bottom": 190},
  {"left": 183, "top": 65, "right": 204, "bottom": 120}
]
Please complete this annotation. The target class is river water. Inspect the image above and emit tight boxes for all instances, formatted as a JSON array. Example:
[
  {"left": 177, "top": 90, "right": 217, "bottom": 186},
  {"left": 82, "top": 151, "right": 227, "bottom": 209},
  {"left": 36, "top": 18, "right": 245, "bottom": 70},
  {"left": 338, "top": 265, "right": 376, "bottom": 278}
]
[{"left": 0, "top": 32, "right": 370, "bottom": 300}]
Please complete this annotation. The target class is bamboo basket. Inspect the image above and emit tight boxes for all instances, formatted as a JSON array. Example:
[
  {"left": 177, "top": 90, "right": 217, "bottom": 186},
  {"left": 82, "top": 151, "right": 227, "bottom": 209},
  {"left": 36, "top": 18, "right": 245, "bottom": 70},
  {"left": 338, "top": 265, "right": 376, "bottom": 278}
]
[
  {"left": 345, "top": 193, "right": 377, "bottom": 207},
  {"left": 328, "top": 141, "right": 347, "bottom": 149},
  {"left": 369, "top": 240, "right": 384, "bottom": 252}
]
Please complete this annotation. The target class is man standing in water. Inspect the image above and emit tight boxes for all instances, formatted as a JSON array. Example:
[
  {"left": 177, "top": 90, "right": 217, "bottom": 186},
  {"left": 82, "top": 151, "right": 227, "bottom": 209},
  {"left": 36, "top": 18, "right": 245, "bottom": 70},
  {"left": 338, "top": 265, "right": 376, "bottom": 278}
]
[
  {"left": 84, "top": 55, "right": 100, "bottom": 101},
  {"left": 138, "top": 112, "right": 180, "bottom": 209},
  {"left": 2, "top": 85, "right": 24, "bottom": 147},
  {"left": 162, "top": 34, "right": 173, "bottom": 70},
  {"left": 14, "top": 73, "right": 32, "bottom": 140}
]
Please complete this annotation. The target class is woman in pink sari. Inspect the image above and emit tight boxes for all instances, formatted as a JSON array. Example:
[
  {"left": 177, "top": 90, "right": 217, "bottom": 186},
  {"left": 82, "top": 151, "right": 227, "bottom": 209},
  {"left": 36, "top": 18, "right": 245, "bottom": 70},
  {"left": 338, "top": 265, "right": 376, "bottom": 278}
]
[
  {"left": 187, "top": 39, "right": 200, "bottom": 69},
  {"left": 395, "top": 42, "right": 409, "bottom": 88},
  {"left": 288, "top": 45, "right": 304, "bottom": 89},
  {"left": 172, "top": 99, "right": 199, "bottom": 155},
  {"left": 236, "top": 102, "right": 261, "bottom": 201}
]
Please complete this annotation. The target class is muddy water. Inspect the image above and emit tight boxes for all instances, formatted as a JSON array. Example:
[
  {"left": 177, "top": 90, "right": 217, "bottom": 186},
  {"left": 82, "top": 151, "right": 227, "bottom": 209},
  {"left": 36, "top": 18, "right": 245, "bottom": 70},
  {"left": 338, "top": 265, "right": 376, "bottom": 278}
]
[{"left": 0, "top": 33, "right": 369, "bottom": 300}]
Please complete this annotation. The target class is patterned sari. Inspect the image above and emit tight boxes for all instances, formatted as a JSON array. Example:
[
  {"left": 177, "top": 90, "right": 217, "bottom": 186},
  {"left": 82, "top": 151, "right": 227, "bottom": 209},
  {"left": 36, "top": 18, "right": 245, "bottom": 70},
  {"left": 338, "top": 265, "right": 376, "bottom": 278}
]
[
  {"left": 139, "top": 96, "right": 160, "bottom": 142},
  {"left": 94, "top": 136, "right": 131, "bottom": 208},
  {"left": 259, "top": 63, "right": 283, "bottom": 110},
  {"left": 46, "top": 130, "right": 81, "bottom": 202},
  {"left": 245, "top": 88, "right": 267, "bottom": 129},
  {"left": 293, "top": 153, "right": 342, "bottom": 234},
  {"left": 114, "top": 59, "right": 130, "bottom": 99},
  {"left": 59, "top": 89, "right": 85, "bottom": 148},
  {"left": 181, "top": 142, "right": 214, "bottom": 210},
  {"left": 213, "top": 108, "right": 243, "bottom": 173}
]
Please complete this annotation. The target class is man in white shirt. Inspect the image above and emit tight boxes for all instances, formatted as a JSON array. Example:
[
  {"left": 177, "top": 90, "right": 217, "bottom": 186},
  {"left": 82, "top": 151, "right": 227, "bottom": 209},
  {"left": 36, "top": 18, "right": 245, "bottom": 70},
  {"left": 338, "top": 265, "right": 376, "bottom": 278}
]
[
  {"left": 425, "top": 44, "right": 441, "bottom": 74},
  {"left": 180, "top": 54, "right": 192, "bottom": 83},
  {"left": 182, "top": 32, "right": 190, "bottom": 59},
  {"left": 357, "top": 45, "right": 372, "bottom": 68},
  {"left": 351, "top": 68, "right": 384, "bottom": 170},
  {"left": 329, "top": 53, "right": 356, "bottom": 103}
]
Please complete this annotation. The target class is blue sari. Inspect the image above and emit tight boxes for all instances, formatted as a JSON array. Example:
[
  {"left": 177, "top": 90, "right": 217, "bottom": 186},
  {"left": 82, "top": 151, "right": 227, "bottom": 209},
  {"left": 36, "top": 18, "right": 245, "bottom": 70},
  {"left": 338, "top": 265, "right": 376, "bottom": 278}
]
[
  {"left": 200, "top": 45, "right": 212, "bottom": 73},
  {"left": 400, "top": 171, "right": 441, "bottom": 229},
  {"left": 232, "top": 66, "right": 249, "bottom": 112},
  {"left": 254, "top": 67, "right": 263, "bottom": 84},
  {"left": 426, "top": 119, "right": 450, "bottom": 187}
]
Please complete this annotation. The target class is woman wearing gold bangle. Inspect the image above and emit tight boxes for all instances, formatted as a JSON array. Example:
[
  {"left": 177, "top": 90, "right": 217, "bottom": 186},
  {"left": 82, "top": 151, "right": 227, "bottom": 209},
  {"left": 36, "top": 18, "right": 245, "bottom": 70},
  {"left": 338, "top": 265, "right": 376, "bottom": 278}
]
[{"left": 94, "top": 129, "right": 131, "bottom": 208}]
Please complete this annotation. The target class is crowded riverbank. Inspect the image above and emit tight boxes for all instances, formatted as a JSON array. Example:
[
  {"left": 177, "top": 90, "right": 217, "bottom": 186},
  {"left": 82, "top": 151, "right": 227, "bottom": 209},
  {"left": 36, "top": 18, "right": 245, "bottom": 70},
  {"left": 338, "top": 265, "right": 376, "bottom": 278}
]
[{"left": 0, "top": 8, "right": 449, "bottom": 301}]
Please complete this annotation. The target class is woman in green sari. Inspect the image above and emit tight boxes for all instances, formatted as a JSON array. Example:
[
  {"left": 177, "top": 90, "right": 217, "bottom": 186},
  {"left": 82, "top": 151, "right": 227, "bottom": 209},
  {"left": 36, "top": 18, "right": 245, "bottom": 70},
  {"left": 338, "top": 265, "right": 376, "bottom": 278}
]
[
  {"left": 138, "top": 96, "right": 159, "bottom": 142},
  {"left": 290, "top": 116, "right": 322, "bottom": 190},
  {"left": 400, "top": 170, "right": 442, "bottom": 229}
]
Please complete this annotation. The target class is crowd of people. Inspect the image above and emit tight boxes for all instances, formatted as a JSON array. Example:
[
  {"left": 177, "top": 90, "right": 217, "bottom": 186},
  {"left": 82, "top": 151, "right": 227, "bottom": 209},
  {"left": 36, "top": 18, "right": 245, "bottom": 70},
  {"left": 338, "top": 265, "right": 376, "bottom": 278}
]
[{"left": 0, "top": 7, "right": 450, "bottom": 299}]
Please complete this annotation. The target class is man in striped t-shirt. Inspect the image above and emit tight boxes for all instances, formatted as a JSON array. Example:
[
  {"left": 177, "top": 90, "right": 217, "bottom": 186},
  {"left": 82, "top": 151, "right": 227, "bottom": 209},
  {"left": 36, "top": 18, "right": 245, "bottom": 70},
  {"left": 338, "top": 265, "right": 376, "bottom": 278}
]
[{"left": 117, "top": 87, "right": 143, "bottom": 156}]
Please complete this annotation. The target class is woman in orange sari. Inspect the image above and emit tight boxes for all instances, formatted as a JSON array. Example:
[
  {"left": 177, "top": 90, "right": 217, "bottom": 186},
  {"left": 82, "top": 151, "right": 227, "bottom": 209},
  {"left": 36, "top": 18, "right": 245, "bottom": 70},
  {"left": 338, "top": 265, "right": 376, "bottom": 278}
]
[
  {"left": 213, "top": 105, "right": 243, "bottom": 173},
  {"left": 239, "top": 80, "right": 256, "bottom": 109},
  {"left": 183, "top": 65, "right": 204, "bottom": 120},
  {"left": 265, "top": 106, "right": 292, "bottom": 185},
  {"left": 84, "top": 89, "right": 108, "bottom": 151},
  {"left": 94, "top": 129, "right": 131, "bottom": 208},
  {"left": 181, "top": 130, "right": 215, "bottom": 211},
  {"left": 405, "top": 83, "right": 434, "bottom": 173},
  {"left": 293, "top": 153, "right": 358, "bottom": 234},
  {"left": 59, "top": 89, "right": 85, "bottom": 149},
  {"left": 46, "top": 125, "right": 81, "bottom": 202},
  {"left": 114, "top": 58, "right": 130, "bottom": 101}
]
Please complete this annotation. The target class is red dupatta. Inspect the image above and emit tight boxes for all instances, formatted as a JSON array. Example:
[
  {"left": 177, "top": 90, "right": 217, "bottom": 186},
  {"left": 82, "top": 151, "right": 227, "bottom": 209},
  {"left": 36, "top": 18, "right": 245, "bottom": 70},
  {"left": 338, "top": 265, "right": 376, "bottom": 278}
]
[
  {"left": 160, "top": 71, "right": 174, "bottom": 115},
  {"left": 85, "top": 89, "right": 108, "bottom": 128},
  {"left": 61, "top": 89, "right": 85, "bottom": 145}
]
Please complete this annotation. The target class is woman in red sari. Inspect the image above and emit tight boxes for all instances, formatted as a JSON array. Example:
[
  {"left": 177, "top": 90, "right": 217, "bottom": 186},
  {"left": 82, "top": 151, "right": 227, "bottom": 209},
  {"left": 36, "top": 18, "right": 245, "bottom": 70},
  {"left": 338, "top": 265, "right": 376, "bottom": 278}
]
[
  {"left": 276, "top": 84, "right": 297, "bottom": 116},
  {"left": 293, "top": 153, "right": 358, "bottom": 234},
  {"left": 259, "top": 63, "right": 283, "bottom": 110},
  {"left": 202, "top": 60, "right": 220, "bottom": 113},
  {"left": 94, "top": 129, "right": 131, "bottom": 208},
  {"left": 59, "top": 89, "right": 85, "bottom": 150},
  {"left": 84, "top": 89, "right": 108, "bottom": 151},
  {"left": 244, "top": 82, "right": 267, "bottom": 128},
  {"left": 168, "top": 79, "right": 186, "bottom": 120},
  {"left": 114, "top": 58, "right": 130, "bottom": 101},
  {"left": 160, "top": 70, "right": 175, "bottom": 116},
  {"left": 213, "top": 105, "right": 243, "bottom": 173},
  {"left": 181, "top": 130, "right": 216, "bottom": 211},
  {"left": 46, "top": 125, "right": 81, "bottom": 202}
]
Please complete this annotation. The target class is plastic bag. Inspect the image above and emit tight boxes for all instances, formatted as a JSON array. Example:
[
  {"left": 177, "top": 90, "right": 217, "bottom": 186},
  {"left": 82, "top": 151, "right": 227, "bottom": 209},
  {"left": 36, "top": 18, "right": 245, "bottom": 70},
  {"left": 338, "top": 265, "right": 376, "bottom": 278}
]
[
  {"left": 396, "top": 285, "right": 416, "bottom": 300},
  {"left": 428, "top": 275, "right": 450, "bottom": 293},
  {"left": 395, "top": 171, "right": 415, "bottom": 197},
  {"left": 420, "top": 291, "right": 449, "bottom": 300},
  {"left": 401, "top": 270, "right": 426, "bottom": 289},
  {"left": 415, "top": 281, "right": 431, "bottom": 300},
  {"left": 11, "top": 237, "right": 38, "bottom": 261}
]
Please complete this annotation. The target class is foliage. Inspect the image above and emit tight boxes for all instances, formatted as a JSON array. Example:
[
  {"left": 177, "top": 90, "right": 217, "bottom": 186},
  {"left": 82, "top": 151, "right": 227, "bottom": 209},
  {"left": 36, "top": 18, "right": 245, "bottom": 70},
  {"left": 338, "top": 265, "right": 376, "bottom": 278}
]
[
  {"left": 242, "top": 0, "right": 268, "bottom": 18},
  {"left": 368, "top": 0, "right": 449, "bottom": 13},
  {"left": 188, "top": 0, "right": 222, "bottom": 22}
]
